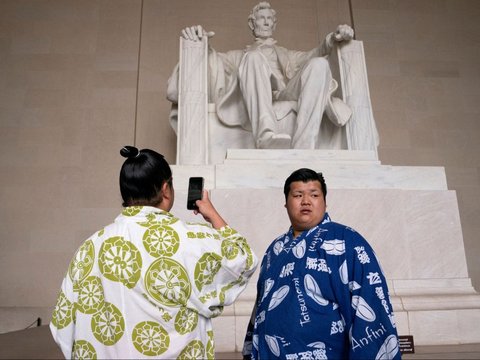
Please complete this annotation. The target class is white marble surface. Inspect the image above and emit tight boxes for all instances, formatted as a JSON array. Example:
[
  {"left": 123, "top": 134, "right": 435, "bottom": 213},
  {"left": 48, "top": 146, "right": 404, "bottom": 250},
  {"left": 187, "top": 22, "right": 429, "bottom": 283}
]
[
  {"left": 409, "top": 309, "right": 480, "bottom": 345},
  {"left": 172, "top": 37, "right": 379, "bottom": 165},
  {"left": 225, "top": 149, "right": 380, "bottom": 162},
  {"left": 171, "top": 151, "right": 448, "bottom": 191},
  {"left": 168, "top": 154, "right": 480, "bottom": 350},
  {"left": 215, "top": 163, "right": 448, "bottom": 190},
  {"left": 176, "top": 37, "right": 209, "bottom": 165}
]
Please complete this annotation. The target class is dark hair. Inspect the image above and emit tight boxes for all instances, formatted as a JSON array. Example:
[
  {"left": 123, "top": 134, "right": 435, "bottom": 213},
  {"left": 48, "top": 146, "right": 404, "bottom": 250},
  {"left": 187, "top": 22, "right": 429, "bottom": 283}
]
[
  {"left": 119, "top": 146, "right": 172, "bottom": 207},
  {"left": 283, "top": 168, "right": 327, "bottom": 201},
  {"left": 248, "top": 2, "right": 277, "bottom": 31}
]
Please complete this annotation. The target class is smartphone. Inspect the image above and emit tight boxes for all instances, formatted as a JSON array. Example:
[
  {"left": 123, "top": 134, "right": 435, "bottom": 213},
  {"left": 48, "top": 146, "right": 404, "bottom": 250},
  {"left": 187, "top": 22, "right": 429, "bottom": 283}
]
[{"left": 187, "top": 177, "right": 204, "bottom": 210}]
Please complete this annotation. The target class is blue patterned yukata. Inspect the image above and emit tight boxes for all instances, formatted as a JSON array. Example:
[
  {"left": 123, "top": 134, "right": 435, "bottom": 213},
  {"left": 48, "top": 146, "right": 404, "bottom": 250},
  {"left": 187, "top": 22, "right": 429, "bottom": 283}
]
[{"left": 243, "top": 213, "right": 400, "bottom": 360}]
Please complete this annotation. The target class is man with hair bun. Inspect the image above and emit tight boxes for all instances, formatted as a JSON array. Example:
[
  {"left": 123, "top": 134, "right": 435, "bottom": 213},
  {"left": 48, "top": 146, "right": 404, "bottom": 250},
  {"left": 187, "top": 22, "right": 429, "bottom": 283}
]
[{"left": 50, "top": 146, "right": 258, "bottom": 359}]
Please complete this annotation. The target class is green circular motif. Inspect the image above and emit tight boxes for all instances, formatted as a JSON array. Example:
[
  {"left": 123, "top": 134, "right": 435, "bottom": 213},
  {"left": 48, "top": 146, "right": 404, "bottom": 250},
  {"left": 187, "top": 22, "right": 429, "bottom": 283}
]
[
  {"left": 91, "top": 302, "right": 125, "bottom": 345},
  {"left": 69, "top": 240, "right": 95, "bottom": 289},
  {"left": 174, "top": 307, "right": 198, "bottom": 335},
  {"left": 221, "top": 239, "right": 239, "bottom": 260},
  {"left": 194, "top": 253, "right": 222, "bottom": 291},
  {"left": 122, "top": 206, "right": 142, "bottom": 216},
  {"left": 51, "top": 290, "right": 73, "bottom": 329},
  {"left": 239, "top": 240, "right": 255, "bottom": 270},
  {"left": 77, "top": 276, "right": 105, "bottom": 314},
  {"left": 72, "top": 340, "right": 97, "bottom": 360},
  {"left": 206, "top": 330, "right": 215, "bottom": 359},
  {"left": 145, "top": 258, "right": 191, "bottom": 307},
  {"left": 132, "top": 321, "right": 169, "bottom": 356},
  {"left": 219, "top": 227, "right": 237, "bottom": 237},
  {"left": 177, "top": 340, "right": 205, "bottom": 359},
  {"left": 143, "top": 225, "right": 180, "bottom": 257},
  {"left": 99, "top": 236, "right": 142, "bottom": 289}
]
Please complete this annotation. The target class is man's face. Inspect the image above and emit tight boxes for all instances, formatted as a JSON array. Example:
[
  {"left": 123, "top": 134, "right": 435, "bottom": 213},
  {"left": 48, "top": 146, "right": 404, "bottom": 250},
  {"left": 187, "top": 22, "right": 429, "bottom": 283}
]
[
  {"left": 285, "top": 180, "right": 326, "bottom": 237},
  {"left": 253, "top": 8, "right": 275, "bottom": 38}
]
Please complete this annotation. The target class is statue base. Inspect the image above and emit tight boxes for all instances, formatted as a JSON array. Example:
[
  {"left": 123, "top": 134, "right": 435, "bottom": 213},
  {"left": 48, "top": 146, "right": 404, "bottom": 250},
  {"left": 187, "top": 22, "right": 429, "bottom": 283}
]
[{"left": 171, "top": 149, "right": 480, "bottom": 352}]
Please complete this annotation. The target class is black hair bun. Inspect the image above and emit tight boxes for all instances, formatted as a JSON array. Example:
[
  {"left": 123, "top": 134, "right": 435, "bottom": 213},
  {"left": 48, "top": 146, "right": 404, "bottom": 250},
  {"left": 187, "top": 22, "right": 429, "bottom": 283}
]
[{"left": 120, "top": 146, "right": 139, "bottom": 158}]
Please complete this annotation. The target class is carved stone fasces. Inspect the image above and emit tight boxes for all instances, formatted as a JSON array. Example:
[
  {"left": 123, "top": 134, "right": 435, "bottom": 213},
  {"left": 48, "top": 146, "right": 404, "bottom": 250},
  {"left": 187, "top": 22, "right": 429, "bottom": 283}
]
[
  {"left": 174, "top": 36, "right": 380, "bottom": 164},
  {"left": 337, "top": 40, "right": 379, "bottom": 153},
  {"left": 177, "top": 37, "right": 208, "bottom": 165}
]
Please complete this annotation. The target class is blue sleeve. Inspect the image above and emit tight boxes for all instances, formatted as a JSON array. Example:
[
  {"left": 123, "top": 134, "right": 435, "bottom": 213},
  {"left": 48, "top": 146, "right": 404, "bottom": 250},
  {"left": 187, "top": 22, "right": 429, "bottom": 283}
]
[
  {"left": 243, "top": 251, "right": 269, "bottom": 359},
  {"left": 345, "top": 231, "right": 401, "bottom": 360}
]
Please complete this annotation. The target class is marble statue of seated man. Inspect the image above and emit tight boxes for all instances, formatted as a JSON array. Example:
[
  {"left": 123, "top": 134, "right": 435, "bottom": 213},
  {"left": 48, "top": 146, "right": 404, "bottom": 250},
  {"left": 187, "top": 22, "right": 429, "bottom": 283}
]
[{"left": 167, "top": 1, "right": 354, "bottom": 149}]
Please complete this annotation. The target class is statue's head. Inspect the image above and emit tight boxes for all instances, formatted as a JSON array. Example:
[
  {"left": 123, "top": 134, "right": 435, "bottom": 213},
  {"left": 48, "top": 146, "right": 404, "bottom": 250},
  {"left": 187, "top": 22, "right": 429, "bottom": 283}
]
[{"left": 248, "top": 1, "right": 277, "bottom": 39}]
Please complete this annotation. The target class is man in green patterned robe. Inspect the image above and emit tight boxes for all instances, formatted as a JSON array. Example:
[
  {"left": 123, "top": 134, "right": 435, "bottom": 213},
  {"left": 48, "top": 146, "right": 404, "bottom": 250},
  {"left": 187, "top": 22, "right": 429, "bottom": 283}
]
[{"left": 50, "top": 146, "right": 258, "bottom": 359}]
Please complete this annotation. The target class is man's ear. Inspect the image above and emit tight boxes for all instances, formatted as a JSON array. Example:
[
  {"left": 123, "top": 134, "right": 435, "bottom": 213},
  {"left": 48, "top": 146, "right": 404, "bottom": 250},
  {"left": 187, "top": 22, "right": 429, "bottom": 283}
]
[{"left": 161, "top": 181, "right": 171, "bottom": 200}]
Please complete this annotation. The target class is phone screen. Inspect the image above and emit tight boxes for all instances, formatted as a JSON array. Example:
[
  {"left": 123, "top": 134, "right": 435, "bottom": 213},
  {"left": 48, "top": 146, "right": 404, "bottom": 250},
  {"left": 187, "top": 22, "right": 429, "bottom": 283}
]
[{"left": 187, "top": 177, "right": 204, "bottom": 210}]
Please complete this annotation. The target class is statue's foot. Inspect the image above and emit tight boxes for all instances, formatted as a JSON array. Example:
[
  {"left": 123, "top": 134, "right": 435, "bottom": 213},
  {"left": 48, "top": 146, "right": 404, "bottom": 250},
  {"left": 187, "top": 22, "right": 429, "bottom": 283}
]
[{"left": 257, "top": 133, "right": 291, "bottom": 149}]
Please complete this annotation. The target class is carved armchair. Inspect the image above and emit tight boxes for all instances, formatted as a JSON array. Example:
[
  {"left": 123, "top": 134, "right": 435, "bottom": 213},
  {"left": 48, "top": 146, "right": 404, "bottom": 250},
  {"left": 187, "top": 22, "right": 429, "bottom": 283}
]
[{"left": 173, "top": 37, "right": 378, "bottom": 165}]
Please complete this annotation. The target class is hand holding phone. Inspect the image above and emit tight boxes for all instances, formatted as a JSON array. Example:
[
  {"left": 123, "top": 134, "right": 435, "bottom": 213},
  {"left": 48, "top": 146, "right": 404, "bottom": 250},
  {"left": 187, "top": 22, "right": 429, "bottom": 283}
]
[{"left": 187, "top": 177, "right": 204, "bottom": 210}]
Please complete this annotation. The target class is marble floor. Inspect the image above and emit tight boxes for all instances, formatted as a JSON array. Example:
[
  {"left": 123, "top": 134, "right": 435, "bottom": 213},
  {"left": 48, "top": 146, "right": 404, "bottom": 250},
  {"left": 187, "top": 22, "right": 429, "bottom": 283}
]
[{"left": 0, "top": 325, "right": 479, "bottom": 359}]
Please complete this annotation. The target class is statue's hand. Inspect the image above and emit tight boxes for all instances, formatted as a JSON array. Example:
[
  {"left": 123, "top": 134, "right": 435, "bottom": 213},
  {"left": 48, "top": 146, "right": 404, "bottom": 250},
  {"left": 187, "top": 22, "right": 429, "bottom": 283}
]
[
  {"left": 333, "top": 24, "right": 354, "bottom": 42},
  {"left": 181, "top": 25, "right": 215, "bottom": 41}
]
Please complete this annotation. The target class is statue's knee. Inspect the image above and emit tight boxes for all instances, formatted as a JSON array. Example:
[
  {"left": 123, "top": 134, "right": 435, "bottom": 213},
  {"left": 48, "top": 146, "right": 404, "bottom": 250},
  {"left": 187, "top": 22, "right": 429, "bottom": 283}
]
[
  {"left": 301, "top": 57, "right": 330, "bottom": 80},
  {"left": 308, "top": 57, "right": 329, "bottom": 71}
]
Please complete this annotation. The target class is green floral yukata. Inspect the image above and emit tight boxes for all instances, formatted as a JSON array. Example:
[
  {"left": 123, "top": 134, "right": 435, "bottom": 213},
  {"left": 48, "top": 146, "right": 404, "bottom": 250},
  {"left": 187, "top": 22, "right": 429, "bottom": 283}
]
[{"left": 50, "top": 206, "right": 258, "bottom": 359}]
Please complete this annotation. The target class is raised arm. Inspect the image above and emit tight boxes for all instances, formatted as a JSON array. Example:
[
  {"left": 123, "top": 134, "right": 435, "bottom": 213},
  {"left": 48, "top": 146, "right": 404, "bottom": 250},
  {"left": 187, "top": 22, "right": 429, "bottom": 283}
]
[
  {"left": 193, "top": 189, "right": 227, "bottom": 229},
  {"left": 181, "top": 24, "right": 215, "bottom": 41},
  {"left": 321, "top": 24, "right": 355, "bottom": 54}
]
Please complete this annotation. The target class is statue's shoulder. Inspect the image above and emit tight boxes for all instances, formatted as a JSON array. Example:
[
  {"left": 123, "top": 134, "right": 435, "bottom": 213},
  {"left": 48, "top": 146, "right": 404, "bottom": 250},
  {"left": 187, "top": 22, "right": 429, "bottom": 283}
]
[{"left": 220, "top": 48, "right": 245, "bottom": 66}]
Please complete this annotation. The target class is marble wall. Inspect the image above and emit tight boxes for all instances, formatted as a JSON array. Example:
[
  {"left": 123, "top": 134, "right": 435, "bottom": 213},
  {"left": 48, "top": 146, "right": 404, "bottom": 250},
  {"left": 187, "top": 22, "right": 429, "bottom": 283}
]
[
  {"left": 0, "top": 0, "right": 479, "bottom": 339},
  {"left": 355, "top": 0, "right": 480, "bottom": 296}
]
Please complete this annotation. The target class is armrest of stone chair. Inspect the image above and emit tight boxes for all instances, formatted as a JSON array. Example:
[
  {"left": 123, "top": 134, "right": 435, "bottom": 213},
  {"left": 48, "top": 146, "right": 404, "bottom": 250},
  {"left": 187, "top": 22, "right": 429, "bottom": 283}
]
[{"left": 328, "top": 40, "right": 379, "bottom": 154}]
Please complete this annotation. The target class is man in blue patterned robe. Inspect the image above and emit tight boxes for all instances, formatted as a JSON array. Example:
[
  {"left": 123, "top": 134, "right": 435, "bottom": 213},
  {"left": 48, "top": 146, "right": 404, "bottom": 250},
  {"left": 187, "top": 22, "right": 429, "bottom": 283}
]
[{"left": 243, "top": 168, "right": 401, "bottom": 359}]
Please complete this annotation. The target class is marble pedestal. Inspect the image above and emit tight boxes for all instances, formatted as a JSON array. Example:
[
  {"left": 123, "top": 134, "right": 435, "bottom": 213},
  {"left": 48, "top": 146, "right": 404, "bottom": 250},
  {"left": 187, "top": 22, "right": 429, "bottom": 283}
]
[{"left": 170, "top": 150, "right": 480, "bottom": 352}]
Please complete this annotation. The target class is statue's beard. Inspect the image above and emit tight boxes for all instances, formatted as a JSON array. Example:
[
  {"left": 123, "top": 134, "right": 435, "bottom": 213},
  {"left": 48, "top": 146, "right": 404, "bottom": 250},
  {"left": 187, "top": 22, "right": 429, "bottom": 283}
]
[{"left": 254, "top": 28, "right": 273, "bottom": 38}]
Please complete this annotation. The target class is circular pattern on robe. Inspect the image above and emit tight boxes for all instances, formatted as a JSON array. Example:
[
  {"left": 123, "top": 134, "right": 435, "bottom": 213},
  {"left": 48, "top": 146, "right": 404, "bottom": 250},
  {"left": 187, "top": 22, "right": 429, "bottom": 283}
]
[
  {"left": 174, "top": 307, "right": 198, "bottom": 335},
  {"left": 177, "top": 339, "right": 205, "bottom": 359},
  {"left": 145, "top": 258, "right": 191, "bottom": 306},
  {"left": 72, "top": 340, "right": 97, "bottom": 360},
  {"left": 77, "top": 276, "right": 105, "bottom": 314},
  {"left": 98, "top": 236, "right": 142, "bottom": 289},
  {"left": 122, "top": 206, "right": 142, "bottom": 216},
  {"left": 132, "top": 321, "right": 169, "bottom": 356},
  {"left": 51, "top": 290, "right": 73, "bottom": 329},
  {"left": 69, "top": 240, "right": 95, "bottom": 290},
  {"left": 219, "top": 227, "right": 236, "bottom": 237},
  {"left": 221, "top": 239, "right": 239, "bottom": 260},
  {"left": 143, "top": 225, "right": 180, "bottom": 257},
  {"left": 194, "top": 252, "right": 222, "bottom": 291},
  {"left": 91, "top": 302, "right": 125, "bottom": 345}
]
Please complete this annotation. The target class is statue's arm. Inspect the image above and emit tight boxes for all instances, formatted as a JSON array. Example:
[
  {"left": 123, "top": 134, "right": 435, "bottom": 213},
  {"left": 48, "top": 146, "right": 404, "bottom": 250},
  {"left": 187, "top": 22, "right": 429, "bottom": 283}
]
[
  {"left": 320, "top": 24, "right": 355, "bottom": 55},
  {"left": 166, "top": 25, "right": 217, "bottom": 104},
  {"left": 181, "top": 25, "right": 215, "bottom": 41}
]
